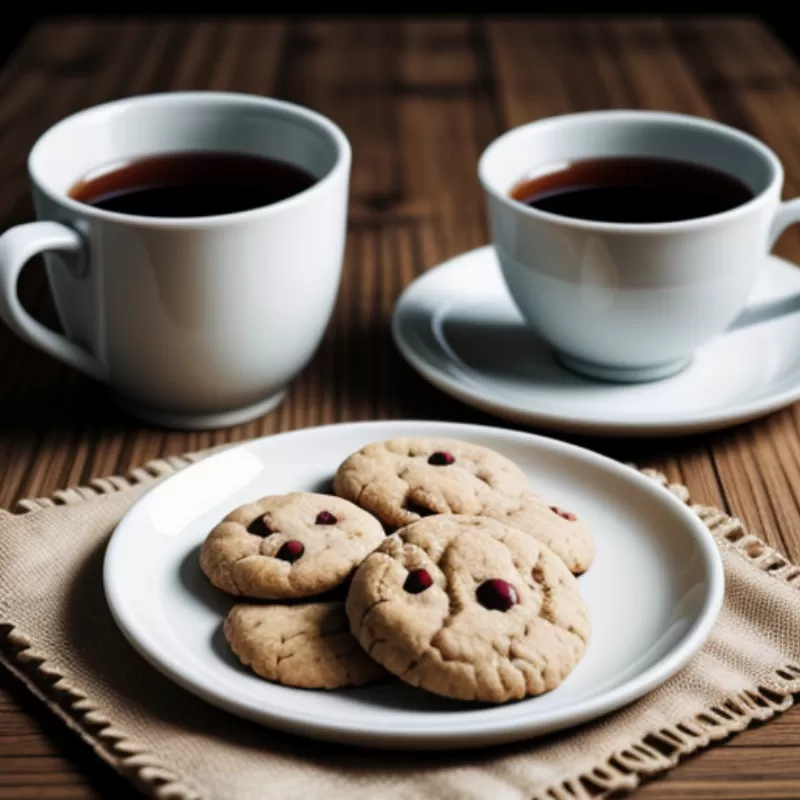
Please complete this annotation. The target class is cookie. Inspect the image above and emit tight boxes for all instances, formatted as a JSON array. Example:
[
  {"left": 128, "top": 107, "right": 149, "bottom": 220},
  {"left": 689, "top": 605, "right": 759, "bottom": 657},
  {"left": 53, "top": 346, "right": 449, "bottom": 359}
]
[
  {"left": 224, "top": 602, "right": 388, "bottom": 689},
  {"left": 334, "top": 437, "right": 594, "bottom": 575},
  {"left": 487, "top": 492, "right": 595, "bottom": 575},
  {"left": 346, "top": 515, "right": 590, "bottom": 703},
  {"left": 199, "top": 493, "right": 385, "bottom": 599},
  {"left": 333, "top": 437, "right": 529, "bottom": 528}
]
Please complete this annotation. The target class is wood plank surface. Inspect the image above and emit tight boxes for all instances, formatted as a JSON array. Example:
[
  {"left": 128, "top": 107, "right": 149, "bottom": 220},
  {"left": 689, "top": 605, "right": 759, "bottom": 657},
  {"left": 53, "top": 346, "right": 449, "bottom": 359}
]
[{"left": 0, "top": 14, "right": 799, "bottom": 799}]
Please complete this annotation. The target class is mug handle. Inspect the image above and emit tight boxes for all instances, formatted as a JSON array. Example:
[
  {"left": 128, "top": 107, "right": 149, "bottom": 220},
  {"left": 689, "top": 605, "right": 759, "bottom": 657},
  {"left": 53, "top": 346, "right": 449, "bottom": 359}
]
[{"left": 0, "top": 221, "right": 106, "bottom": 381}]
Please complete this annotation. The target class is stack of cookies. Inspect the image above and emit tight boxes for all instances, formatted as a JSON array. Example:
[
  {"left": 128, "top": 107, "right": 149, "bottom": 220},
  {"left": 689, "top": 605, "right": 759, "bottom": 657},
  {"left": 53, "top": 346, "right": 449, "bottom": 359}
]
[{"left": 199, "top": 437, "right": 594, "bottom": 704}]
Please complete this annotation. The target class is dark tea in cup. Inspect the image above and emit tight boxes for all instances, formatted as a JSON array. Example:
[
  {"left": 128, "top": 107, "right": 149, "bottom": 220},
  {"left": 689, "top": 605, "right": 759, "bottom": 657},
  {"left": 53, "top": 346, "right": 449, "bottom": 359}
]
[{"left": 509, "top": 156, "right": 753, "bottom": 224}]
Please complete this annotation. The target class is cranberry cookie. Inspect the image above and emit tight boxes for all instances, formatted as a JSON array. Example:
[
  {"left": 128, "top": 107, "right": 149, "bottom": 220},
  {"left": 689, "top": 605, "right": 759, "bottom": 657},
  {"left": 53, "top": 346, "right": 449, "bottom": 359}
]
[
  {"left": 200, "top": 493, "right": 385, "bottom": 599},
  {"left": 224, "top": 602, "right": 388, "bottom": 689},
  {"left": 486, "top": 492, "right": 595, "bottom": 575},
  {"left": 333, "top": 437, "right": 594, "bottom": 574},
  {"left": 346, "top": 515, "right": 590, "bottom": 703},
  {"left": 333, "top": 437, "right": 529, "bottom": 528}
]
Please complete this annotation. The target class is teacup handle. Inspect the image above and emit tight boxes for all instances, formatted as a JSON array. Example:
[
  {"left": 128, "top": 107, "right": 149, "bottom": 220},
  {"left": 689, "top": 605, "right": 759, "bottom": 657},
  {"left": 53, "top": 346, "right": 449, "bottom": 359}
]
[
  {"left": 730, "top": 199, "right": 800, "bottom": 331},
  {"left": 769, "top": 198, "right": 800, "bottom": 248},
  {"left": 0, "top": 221, "right": 106, "bottom": 381}
]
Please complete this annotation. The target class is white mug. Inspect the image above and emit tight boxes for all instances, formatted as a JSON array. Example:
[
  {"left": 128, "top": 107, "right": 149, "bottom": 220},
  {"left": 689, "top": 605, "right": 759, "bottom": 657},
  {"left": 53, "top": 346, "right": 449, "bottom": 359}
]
[
  {"left": 479, "top": 110, "right": 800, "bottom": 382},
  {"left": 0, "top": 92, "right": 350, "bottom": 428}
]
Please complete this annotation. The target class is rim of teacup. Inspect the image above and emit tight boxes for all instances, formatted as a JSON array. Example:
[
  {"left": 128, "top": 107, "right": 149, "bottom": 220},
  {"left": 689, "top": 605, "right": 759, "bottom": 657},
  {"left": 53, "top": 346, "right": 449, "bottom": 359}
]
[
  {"left": 27, "top": 91, "right": 351, "bottom": 230},
  {"left": 478, "top": 109, "right": 783, "bottom": 235}
]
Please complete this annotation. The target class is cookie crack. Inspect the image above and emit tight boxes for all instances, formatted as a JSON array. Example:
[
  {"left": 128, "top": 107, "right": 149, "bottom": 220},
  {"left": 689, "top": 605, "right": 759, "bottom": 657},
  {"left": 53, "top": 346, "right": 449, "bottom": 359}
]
[
  {"left": 428, "top": 624, "right": 533, "bottom": 697},
  {"left": 273, "top": 628, "right": 311, "bottom": 669},
  {"left": 422, "top": 639, "right": 479, "bottom": 697},
  {"left": 490, "top": 635, "right": 512, "bottom": 661},
  {"left": 353, "top": 476, "right": 372, "bottom": 507},
  {"left": 474, "top": 472, "right": 494, "bottom": 488},
  {"left": 367, "top": 637, "right": 388, "bottom": 657},
  {"left": 541, "top": 585, "right": 554, "bottom": 625},
  {"left": 425, "top": 635, "right": 476, "bottom": 669},
  {"left": 532, "top": 554, "right": 545, "bottom": 584},
  {"left": 403, "top": 498, "right": 436, "bottom": 518},
  {"left": 279, "top": 629, "right": 309, "bottom": 649},
  {"left": 532, "top": 554, "right": 556, "bottom": 624},
  {"left": 359, "top": 597, "right": 391, "bottom": 630},
  {"left": 228, "top": 555, "right": 254, "bottom": 595},
  {"left": 492, "top": 494, "right": 529, "bottom": 519},
  {"left": 275, "top": 648, "right": 300, "bottom": 668}
]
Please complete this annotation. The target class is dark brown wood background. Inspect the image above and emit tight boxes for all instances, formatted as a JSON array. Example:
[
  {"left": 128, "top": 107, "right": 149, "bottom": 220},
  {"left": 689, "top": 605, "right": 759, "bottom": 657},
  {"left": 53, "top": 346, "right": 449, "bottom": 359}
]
[{"left": 2, "top": 15, "right": 800, "bottom": 799}]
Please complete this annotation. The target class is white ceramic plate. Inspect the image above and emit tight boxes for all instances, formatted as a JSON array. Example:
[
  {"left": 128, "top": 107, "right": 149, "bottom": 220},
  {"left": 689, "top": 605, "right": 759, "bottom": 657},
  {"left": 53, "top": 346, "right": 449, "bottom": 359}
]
[
  {"left": 104, "top": 420, "right": 724, "bottom": 749},
  {"left": 392, "top": 246, "right": 800, "bottom": 437}
]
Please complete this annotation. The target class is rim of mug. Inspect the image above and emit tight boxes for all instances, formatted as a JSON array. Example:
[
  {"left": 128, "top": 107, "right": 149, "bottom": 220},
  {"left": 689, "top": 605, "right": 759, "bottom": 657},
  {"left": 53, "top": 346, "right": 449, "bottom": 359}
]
[
  {"left": 478, "top": 109, "right": 783, "bottom": 235},
  {"left": 27, "top": 91, "right": 352, "bottom": 230}
]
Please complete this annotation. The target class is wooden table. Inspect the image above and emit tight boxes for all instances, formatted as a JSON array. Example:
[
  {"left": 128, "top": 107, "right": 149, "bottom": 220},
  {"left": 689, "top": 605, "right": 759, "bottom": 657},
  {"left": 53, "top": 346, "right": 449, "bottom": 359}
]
[{"left": 1, "top": 14, "right": 800, "bottom": 799}]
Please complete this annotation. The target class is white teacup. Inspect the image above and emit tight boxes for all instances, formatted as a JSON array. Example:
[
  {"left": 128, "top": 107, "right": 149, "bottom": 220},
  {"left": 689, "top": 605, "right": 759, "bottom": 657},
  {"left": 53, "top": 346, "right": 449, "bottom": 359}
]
[
  {"left": 0, "top": 92, "right": 350, "bottom": 428},
  {"left": 479, "top": 110, "right": 800, "bottom": 382}
]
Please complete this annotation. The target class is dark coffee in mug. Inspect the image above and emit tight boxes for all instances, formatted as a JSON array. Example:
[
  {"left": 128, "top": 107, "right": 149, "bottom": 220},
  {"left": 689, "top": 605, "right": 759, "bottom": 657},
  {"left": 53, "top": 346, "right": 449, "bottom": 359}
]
[
  {"left": 509, "top": 156, "right": 754, "bottom": 224},
  {"left": 68, "top": 152, "right": 316, "bottom": 218}
]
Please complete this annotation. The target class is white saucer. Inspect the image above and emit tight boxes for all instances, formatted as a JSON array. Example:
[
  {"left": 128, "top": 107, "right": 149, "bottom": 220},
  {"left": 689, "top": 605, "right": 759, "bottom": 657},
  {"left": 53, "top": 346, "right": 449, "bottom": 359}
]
[
  {"left": 392, "top": 246, "right": 800, "bottom": 437},
  {"left": 104, "top": 420, "right": 723, "bottom": 750}
]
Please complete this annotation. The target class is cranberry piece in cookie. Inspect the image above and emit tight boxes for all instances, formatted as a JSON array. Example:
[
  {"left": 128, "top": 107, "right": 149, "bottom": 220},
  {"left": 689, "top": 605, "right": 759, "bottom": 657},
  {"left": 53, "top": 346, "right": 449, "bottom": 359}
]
[
  {"left": 476, "top": 578, "right": 518, "bottom": 611},
  {"left": 403, "top": 568, "right": 433, "bottom": 594},
  {"left": 549, "top": 506, "right": 577, "bottom": 522},
  {"left": 199, "top": 493, "right": 385, "bottom": 600},
  {"left": 427, "top": 451, "right": 455, "bottom": 466},
  {"left": 276, "top": 540, "right": 305, "bottom": 562}
]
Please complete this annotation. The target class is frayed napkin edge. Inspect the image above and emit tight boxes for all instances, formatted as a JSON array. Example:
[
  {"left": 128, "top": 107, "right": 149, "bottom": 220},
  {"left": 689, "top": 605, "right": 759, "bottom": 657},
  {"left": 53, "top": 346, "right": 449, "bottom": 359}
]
[{"left": 2, "top": 458, "right": 800, "bottom": 800}]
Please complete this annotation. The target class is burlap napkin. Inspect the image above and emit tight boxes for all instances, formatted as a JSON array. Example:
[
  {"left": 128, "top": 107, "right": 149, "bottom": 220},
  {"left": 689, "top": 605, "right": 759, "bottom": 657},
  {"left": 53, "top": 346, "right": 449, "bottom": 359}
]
[{"left": 1, "top": 454, "right": 800, "bottom": 800}]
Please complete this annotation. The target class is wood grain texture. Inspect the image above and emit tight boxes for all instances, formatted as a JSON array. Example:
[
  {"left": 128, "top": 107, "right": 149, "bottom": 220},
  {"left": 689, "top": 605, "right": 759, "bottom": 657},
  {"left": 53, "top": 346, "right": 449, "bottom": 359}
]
[{"left": 0, "top": 14, "right": 799, "bottom": 799}]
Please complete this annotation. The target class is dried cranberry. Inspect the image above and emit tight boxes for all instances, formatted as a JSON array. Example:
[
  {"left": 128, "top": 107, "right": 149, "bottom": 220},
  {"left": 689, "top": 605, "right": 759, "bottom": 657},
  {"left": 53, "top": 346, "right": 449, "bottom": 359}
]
[
  {"left": 276, "top": 540, "right": 305, "bottom": 563},
  {"left": 428, "top": 451, "right": 455, "bottom": 466},
  {"left": 315, "top": 510, "right": 337, "bottom": 525},
  {"left": 550, "top": 506, "right": 577, "bottom": 522},
  {"left": 403, "top": 569, "right": 433, "bottom": 594},
  {"left": 476, "top": 579, "right": 518, "bottom": 611}
]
